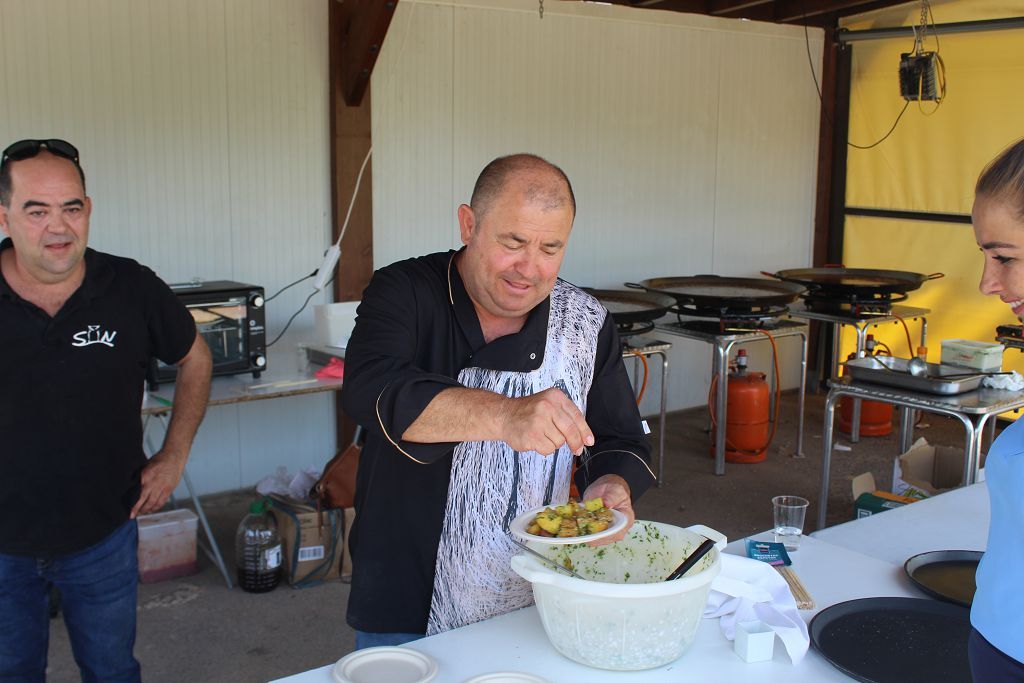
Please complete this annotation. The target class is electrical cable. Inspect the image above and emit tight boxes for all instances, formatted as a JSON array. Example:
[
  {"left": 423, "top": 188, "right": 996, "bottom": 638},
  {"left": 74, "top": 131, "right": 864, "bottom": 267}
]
[
  {"left": 325, "top": 0, "right": 418, "bottom": 254},
  {"left": 266, "top": 276, "right": 332, "bottom": 347},
  {"left": 800, "top": 0, "right": 913, "bottom": 150},
  {"left": 892, "top": 315, "right": 916, "bottom": 357},
  {"left": 266, "top": 271, "right": 317, "bottom": 303},
  {"left": 332, "top": 146, "right": 373, "bottom": 251},
  {"left": 266, "top": 2, "right": 425, "bottom": 356},
  {"left": 911, "top": 1, "right": 946, "bottom": 115}
]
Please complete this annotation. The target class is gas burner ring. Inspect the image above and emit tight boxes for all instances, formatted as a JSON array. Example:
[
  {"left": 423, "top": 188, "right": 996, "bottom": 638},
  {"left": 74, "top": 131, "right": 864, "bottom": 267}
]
[
  {"left": 801, "top": 290, "right": 907, "bottom": 316},
  {"left": 616, "top": 319, "right": 656, "bottom": 340},
  {"left": 670, "top": 303, "right": 790, "bottom": 321}
]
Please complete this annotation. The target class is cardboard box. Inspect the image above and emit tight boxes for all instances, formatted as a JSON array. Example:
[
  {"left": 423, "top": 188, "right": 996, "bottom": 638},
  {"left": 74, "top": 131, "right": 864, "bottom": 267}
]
[
  {"left": 892, "top": 437, "right": 971, "bottom": 499},
  {"left": 137, "top": 509, "right": 198, "bottom": 583},
  {"left": 851, "top": 472, "right": 918, "bottom": 519},
  {"left": 270, "top": 495, "right": 346, "bottom": 587},
  {"left": 941, "top": 339, "right": 1004, "bottom": 372}
]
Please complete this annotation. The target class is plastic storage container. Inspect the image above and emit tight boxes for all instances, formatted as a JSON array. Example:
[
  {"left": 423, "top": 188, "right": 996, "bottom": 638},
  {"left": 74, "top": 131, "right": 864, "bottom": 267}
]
[
  {"left": 235, "top": 498, "right": 282, "bottom": 593},
  {"left": 137, "top": 509, "right": 199, "bottom": 583},
  {"left": 511, "top": 522, "right": 725, "bottom": 671},
  {"left": 941, "top": 339, "right": 1004, "bottom": 371}
]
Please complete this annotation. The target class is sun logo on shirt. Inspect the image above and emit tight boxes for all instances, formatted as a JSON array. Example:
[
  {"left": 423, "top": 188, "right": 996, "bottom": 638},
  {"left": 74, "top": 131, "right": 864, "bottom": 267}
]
[{"left": 71, "top": 324, "right": 118, "bottom": 348}]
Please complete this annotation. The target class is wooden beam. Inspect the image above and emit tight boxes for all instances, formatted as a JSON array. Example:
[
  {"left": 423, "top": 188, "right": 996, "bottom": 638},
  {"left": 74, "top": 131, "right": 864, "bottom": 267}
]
[
  {"left": 812, "top": 32, "right": 840, "bottom": 270},
  {"left": 329, "top": 0, "right": 377, "bottom": 448},
  {"left": 330, "top": 0, "right": 375, "bottom": 304},
  {"left": 336, "top": 0, "right": 398, "bottom": 107},
  {"left": 708, "top": 0, "right": 774, "bottom": 16},
  {"left": 774, "top": 0, "right": 908, "bottom": 24},
  {"left": 825, "top": 41, "right": 852, "bottom": 268},
  {"left": 626, "top": 0, "right": 712, "bottom": 12}
]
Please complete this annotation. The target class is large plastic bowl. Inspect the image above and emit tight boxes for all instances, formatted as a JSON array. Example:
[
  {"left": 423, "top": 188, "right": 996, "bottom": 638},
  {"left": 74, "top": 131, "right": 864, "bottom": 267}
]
[{"left": 510, "top": 522, "right": 725, "bottom": 671}]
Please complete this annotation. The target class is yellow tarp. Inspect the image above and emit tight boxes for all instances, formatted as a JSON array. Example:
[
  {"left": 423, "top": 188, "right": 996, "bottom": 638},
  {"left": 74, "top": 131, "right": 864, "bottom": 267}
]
[
  {"left": 838, "top": 0, "right": 1024, "bottom": 371},
  {"left": 840, "top": 216, "right": 1024, "bottom": 376}
]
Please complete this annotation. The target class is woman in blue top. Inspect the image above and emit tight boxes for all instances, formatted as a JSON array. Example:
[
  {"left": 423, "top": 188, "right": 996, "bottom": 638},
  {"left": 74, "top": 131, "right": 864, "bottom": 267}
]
[{"left": 971, "top": 137, "right": 1024, "bottom": 681}]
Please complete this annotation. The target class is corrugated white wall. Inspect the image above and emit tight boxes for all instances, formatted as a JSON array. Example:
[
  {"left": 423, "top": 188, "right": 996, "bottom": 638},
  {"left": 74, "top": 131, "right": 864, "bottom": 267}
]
[
  {"left": 0, "top": 0, "right": 335, "bottom": 495},
  {"left": 372, "top": 0, "right": 823, "bottom": 416},
  {"left": 1, "top": 0, "right": 824, "bottom": 496}
]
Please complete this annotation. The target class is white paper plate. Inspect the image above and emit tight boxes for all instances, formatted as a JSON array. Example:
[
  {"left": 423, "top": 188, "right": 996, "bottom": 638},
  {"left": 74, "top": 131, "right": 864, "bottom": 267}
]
[
  {"left": 509, "top": 505, "right": 628, "bottom": 545},
  {"left": 463, "top": 673, "right": 549, "bottom": 683},
  {"left": 332, "top": 647, "right": 438, "bottom": 683}
]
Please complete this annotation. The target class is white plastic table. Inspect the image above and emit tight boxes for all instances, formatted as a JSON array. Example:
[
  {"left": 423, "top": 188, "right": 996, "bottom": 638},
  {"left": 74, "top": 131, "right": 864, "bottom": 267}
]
[
  {"left": 270, "top": 534, "right": 919, "bottom": 683},
  {"left": 811, "top": 482, "right": 989, "bottom": 566}
]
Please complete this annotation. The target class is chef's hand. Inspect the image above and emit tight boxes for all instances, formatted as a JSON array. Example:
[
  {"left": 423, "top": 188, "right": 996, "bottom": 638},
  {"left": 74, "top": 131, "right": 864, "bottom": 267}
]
[
  {"left": 131, "top": 450, "right": 187, "bottom": 518},
  {"left": 499, "top": 387, "right": 594, "bottom": 456},
  {"left": 582, "top": 474, "right": 634, "bottom": 547}
]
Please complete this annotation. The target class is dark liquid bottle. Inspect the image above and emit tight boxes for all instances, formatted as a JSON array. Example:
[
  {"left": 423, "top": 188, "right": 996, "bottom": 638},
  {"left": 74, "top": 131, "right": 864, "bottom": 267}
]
[{"left": 235, "top": 498, "right": 282, "bottom": 593}]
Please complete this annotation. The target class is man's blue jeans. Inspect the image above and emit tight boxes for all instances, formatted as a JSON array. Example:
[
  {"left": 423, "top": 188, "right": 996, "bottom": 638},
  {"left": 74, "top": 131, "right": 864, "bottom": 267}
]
[
  {"left": 354, "top": 631, "right": 424, "bottom": 650},
  {"left": 0, "top": 520, "right": 141, "bottom": 683}
]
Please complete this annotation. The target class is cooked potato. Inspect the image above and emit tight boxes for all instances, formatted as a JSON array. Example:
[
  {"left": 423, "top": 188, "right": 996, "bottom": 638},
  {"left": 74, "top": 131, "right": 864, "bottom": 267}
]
[
  {"left": 526, "top": 497, "right": 613, "bottom": 538},
  {"left": 556, "top": 517, "right": 579, "bottom": 538},
  {"left": 535, "top": 510, "right": 563, "bottom": 535},
  {"left": 555, "top": 502, "right": 576, "bottom": 517}
]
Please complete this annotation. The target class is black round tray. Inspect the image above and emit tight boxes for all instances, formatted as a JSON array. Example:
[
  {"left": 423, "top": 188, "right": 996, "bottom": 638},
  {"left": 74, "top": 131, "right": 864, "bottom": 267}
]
[
  {"left": 904, "top": 550, "right": 983, "bottom": 608},
  {"left": 810, "top": 597, "right": 971, "bottom": 683}
]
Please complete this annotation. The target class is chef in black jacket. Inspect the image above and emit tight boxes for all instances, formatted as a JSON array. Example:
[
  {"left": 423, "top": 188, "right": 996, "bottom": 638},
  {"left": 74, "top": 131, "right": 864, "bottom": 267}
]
[{"left": 341, "top": 153, "right": 654, "bottom": 648}]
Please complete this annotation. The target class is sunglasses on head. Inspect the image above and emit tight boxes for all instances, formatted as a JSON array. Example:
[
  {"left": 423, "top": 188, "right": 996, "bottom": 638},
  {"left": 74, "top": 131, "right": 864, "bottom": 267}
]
[{"left": 1, "top": 139, "right": 80, "bottom": 166}]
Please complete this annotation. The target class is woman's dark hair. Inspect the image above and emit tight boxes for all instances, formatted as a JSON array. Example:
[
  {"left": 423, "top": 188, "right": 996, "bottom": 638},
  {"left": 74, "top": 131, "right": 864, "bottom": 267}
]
[{"left": 977, "top": 138, "right": 1024, "bottom": 219}]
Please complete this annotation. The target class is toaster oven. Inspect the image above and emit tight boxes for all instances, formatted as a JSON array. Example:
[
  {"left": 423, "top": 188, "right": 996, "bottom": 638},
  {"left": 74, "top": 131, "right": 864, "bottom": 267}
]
[{"left": 148, "top": 280, "right": 267, "bottom": 388}]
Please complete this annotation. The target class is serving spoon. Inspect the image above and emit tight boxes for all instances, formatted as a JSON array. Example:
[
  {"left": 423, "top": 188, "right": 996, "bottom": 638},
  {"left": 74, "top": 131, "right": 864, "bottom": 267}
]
[
  {"left": 664, "top": 537, "right": 716, "bottom": 581},
  {"left": 509, "top": 537, "right": 586, "bottom": 580},
  {"left": 906, "top": 356, "right": 929, "bottom": 378}
]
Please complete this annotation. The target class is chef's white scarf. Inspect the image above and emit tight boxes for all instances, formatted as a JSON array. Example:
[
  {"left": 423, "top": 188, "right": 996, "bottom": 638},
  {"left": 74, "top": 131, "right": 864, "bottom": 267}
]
[{"left": 426, "top": 280, "right": 604, "bottom": 635}]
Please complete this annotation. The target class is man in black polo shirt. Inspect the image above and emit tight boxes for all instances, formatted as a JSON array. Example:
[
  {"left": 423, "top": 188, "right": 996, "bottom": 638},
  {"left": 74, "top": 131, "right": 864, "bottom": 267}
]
[
  {"left": 0, "top": 139, "right": 212, "bottom": 682},
  {"left": 341, "top": 153, "right": 654, "bottom": 648}
]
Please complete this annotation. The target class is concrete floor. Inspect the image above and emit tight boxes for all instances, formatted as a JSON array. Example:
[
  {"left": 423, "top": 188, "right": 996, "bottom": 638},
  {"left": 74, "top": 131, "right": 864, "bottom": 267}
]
[{"left": 43, "top": 390, "right": 982, "bottom": 682}]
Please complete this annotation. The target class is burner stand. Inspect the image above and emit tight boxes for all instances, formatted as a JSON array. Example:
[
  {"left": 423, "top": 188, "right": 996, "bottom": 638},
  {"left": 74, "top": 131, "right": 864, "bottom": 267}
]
[
  {"left": 670, "top": 304, "right": 790, "bottom": 333},
  {"left": 616, "top": 320, "right": 656, "bottom": 341}
]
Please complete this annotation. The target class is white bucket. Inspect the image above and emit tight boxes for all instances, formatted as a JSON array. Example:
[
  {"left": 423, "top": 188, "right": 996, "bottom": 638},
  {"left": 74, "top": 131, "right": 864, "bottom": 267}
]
[
  {"left": 313, "top": 301, "right": 359, "bottom": 348},
  {"left": 511, "top": 521, "right": 725, "bottom": 671}
]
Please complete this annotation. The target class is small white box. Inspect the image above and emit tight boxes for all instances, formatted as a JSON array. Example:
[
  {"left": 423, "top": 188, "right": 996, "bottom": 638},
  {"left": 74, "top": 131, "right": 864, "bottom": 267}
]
[
  {"left": 313, "top": 301, "right": 359, "bottom": 348},
  {"left": 137, "top": 509, "right": 198, "bottom": 583},
  {"left": 734, "top": 620, "right": 776, "bottom": 663},
  {"left": 940, "top": 339, "right": 1004, "bottom": 372}
]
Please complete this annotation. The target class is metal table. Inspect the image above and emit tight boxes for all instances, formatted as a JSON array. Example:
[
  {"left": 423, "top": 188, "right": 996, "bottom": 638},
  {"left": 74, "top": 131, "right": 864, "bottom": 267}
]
[
  {"left": 621, "top": 336, "right": 671, "bottom": 486},
  {"left": 789, "top": 304, "right": 929, "bottom": 442},
  {"left": 817, "top": 377, "right": 1024, "bottom": 529},
  {"left": 142, "top": 356, "right": 344, "bottom": 588},
  {"left": 655, "top": 318, "right": 808, "bottom": 475}
]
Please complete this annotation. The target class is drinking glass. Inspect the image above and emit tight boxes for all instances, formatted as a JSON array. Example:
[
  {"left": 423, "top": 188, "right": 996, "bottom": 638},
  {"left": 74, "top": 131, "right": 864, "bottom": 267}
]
[{"left": 772, "top": 495, "right": 809, "bottom": 551}]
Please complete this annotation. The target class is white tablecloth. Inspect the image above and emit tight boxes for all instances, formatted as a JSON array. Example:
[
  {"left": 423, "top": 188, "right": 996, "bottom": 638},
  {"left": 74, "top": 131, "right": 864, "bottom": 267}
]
[{"left": 271, "top": 535, "right": 922, "bottom": 683}]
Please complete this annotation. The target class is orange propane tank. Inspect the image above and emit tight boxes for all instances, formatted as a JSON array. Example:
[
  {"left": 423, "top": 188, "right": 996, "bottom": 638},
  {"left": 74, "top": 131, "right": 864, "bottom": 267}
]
[
  {"left": 710, "top": 356, "right": 771, "bottom": 463},
  {"left": 838, "top": 337, "right": 893, "bottom": 436}
]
